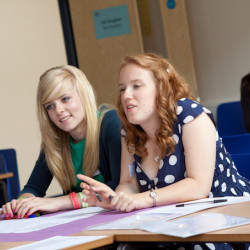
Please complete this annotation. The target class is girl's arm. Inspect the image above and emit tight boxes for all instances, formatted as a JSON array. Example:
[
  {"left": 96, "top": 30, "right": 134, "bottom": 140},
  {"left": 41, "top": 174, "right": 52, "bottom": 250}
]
[{"left": 111, "top": 112, "right": 216, "bottom": 212}]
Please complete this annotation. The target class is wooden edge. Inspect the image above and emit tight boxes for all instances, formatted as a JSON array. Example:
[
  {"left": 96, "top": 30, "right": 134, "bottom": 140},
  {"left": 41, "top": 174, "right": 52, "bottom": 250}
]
[
  {"left": 64, "top": 235, "right": 114, "bottom": 250},
  {"left": 0, "top": 172, "right": 14, "bottom": 180}
]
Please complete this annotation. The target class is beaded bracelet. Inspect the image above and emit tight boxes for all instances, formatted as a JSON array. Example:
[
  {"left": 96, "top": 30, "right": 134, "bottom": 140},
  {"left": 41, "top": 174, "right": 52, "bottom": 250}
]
[
  {"left": 69, "top": 192, "right": 81, "bottom": 209},
  {"left": 78, "top": 192, "right": 88, "bottom": 208}
]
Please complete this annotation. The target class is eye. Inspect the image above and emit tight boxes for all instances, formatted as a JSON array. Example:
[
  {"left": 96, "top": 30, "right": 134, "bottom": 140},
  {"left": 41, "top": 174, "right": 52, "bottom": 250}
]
[
  {"left": 119, "top": 87, "right": 125, "bottom": 93},
  {"left": 118, "top": 85, "right": 126, "bottom": 93},
  {"left": 45, "top": 104, "right": 54, "bottom": 111},
  {"left": 62, "top": 96, "right": 70, "bottom": 102},
  {"left": 134, "top": 84, "right": 141, "bottom": 89}
]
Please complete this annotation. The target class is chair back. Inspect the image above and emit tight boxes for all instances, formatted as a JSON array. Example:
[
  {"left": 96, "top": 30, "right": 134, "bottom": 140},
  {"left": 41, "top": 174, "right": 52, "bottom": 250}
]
[
  {"left": 0, "top": 148, "right": 20, "bottom": 201},
  {"left": 0, "top": 155, "right": 12, "bottom": 206},
  {"left": 231, "top": 153, "right": 250, "bottom": 180},
  {"left": 222, "top": 134, "right": 250, "bottom": 154},
  {"left": 217, "top": 101, "right": 248, "bottom": 137}
]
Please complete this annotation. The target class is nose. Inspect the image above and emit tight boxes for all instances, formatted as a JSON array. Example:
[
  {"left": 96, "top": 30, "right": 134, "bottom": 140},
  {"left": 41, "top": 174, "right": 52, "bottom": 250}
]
[
  {"left": 123, "top": 87, "right": 132, "bottom": 100},
  {"left": 55, "top": 102, "right": 65, "bottom": 114}
]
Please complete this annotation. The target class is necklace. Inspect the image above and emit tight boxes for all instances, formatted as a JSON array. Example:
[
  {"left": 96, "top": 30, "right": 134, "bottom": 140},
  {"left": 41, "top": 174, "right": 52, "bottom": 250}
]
[
  {"left": 153, "top": 146, "right": 160, "bottom": 162},
  {"left": 154, "top": 155, "right": 160, "bottom": 162}
]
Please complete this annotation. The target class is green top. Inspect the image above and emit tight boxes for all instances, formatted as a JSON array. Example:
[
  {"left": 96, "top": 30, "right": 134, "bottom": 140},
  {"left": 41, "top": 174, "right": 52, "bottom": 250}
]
[{"left": 70, "top": 137, "right": 104, "bottom": 192}]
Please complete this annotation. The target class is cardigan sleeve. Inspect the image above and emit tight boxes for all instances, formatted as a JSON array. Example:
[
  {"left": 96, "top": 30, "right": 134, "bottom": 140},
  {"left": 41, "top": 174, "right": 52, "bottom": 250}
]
[
  {"left": 99, "top": 109, "right": 121, "bottom": 190},
  {"left": 19, "top": 151, "right": 54, "bottom": 197}
]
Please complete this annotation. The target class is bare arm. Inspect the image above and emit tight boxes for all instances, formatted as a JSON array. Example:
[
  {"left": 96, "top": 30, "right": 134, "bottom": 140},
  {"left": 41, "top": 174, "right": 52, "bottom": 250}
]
[
  {"left": 113, "top": 113, "right": 216, "bottom": 212},
  {"left": 79, "top": 114, "right": 216, "bottom": 213},
  {"left": 1, "top": 193, "right": 81, "bottom": 218}
]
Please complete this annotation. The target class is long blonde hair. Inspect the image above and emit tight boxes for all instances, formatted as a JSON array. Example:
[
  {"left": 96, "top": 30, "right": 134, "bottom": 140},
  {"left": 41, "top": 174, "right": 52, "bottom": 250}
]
[
  {"left": 116, "top": 53, "right": 194, "bottom": 158},
  {"left": 37, "top": 65, "right": 99, "bottom": 192}
]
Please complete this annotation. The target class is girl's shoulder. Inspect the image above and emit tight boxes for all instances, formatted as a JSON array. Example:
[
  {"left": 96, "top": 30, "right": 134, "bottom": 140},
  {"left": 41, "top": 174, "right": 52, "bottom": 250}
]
[{"left": 176, "top": 98, "right": 213, "bottom": 126}]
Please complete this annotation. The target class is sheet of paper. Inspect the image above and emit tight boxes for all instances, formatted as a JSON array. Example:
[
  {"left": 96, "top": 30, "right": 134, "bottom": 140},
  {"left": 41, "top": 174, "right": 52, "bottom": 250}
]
[
  {"left": 139, "top": 212, "right": 250, "bottom": 238},
  {"left": 87, "top": 213, "right": 186, "bottom": 230},
  {"left": 9, "top": 235, "right": 109, "bottom": 250},
  {"left": 87, "top": 196, "right": 250, "bottom": 231},
  {"left": 140, "top": 196, "right": 250, "bottom": 214},
  {"left": 0, "top": 206, "right": 107, "bottom": 233}
]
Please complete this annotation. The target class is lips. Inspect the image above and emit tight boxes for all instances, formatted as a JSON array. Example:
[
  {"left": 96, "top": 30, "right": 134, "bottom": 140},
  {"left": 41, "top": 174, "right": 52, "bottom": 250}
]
[
  {"left": 59, "top": 115, "right": 71, "bottom": 122},
  {"left": 126, "top": 103, "right": 137, "bottom": 111}
]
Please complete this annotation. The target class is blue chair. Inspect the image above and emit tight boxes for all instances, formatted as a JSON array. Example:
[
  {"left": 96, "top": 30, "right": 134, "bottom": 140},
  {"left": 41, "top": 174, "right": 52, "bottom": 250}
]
[
  {"left": 0, "top": 148, "right": 20, "bottom": 202},
  {"left": 231, "top": 153, "right": 250, "bottom": 180},
  {"left": 0, "top": 155, "right": 12, "bottom": 206},
  {"left": 222, "top": 133, "right": 250, "bottom": 154},
  {"left": 217, "top": 101, "right": 248, "bottom": 137}
]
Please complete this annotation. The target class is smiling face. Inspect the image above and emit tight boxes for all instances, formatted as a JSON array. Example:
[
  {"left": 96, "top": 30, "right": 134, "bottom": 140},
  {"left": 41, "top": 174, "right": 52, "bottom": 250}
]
[
  {"left": 44, "top": 83, "right": 86, "bottom": 141},
  {"left": 118, "top": 63, "right": 160, "bottom": 130}
]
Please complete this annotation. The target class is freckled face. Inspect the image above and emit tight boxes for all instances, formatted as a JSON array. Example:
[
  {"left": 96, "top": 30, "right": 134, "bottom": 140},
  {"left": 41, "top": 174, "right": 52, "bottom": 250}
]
[
  {"left": 44, "top": 84, "right": 86, "bottom": 141},
  {"left": 119, "top": 64, "right": 159, "bottom": 128}
]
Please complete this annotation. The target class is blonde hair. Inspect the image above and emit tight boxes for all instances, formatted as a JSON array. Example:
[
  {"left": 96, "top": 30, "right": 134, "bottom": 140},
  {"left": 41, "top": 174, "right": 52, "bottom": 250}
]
[
  {"left": 37, "top": 65, "right": 99, "bottom": 192},
  {"left": 116, "top": 53, "right": 194, "bottom": 158}
]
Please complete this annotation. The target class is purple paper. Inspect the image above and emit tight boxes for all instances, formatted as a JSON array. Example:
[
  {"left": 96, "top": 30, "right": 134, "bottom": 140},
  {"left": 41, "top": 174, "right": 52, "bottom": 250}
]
[{"left": 0, "top": 209, "right": 138, "bottom": 242}]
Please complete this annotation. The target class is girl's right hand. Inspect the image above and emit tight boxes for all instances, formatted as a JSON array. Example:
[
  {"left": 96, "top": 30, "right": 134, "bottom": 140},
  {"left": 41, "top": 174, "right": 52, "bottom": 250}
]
[
  {"left": 77, "top": 174, "right": 116, "bottom": 210},
  {"left": 1, "top": 199, "right": 20, "bottom": 218}
]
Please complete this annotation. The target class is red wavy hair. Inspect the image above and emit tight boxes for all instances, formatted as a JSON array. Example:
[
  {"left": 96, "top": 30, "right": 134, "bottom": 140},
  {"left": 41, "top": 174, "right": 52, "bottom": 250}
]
[{"left": 116, "top": 53, "right": 194, "bottom": 158}]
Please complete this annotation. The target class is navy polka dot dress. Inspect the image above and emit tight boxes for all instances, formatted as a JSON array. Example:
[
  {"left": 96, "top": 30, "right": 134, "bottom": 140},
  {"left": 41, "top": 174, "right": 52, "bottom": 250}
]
[
  {"left": 134, "top": 98, "right": 250, "bottom": 197},
  {"left": 131, "top": 98, "right": 250, "bottom": 250}
]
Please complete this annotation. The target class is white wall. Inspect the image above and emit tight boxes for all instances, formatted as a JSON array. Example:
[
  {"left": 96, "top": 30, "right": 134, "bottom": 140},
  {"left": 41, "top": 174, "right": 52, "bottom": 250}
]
[
  {"left": 186, "top": 0, "right": 250, "bottom": 117},
  {"left": 1, "top": 0, "right": 250, "bottom": 196},
  {"left": 0, "top": 0, "right": 67, "bottom": 196}
]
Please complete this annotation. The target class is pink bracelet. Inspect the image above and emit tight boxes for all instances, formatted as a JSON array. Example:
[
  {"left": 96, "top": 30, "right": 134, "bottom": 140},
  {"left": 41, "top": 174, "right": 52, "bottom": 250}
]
[{"left": 69, "top": 192, "right": 81, "bottom": 209}]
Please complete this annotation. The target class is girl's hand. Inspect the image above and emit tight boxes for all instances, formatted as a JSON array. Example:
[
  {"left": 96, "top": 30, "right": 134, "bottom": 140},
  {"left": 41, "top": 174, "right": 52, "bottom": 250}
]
[
  {"left": 14, "top": 197, "right": 60, "bottom": 218},
  {"left": 77, "top": 174, "right": 145, "bottom": 212},
  {"left": 2, "top": 196, "right": 72, "bottom": 219},
  {"left": 77, "top": 174, "right": 115, "bottom": 210},
  {"left": 1, "top": 199, "right": 19, "bottom": 218},
  {"left": 110, "top": 192, "right": 139, "bottom": 212}
]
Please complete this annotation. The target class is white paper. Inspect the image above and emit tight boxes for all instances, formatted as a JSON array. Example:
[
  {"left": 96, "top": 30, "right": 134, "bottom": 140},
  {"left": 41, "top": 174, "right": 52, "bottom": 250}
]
[
  {"left": 87, "top": 196, "right": 250, "bottom": 231},
  {"left": 139, "top": 213, "right": 250, "bottom": 238},
  {"left": 9, "top": 235, "right": 109, "bottom": 250},
  {"left": 87, "top": 213, "right": 185, "bottom": 230},
  {"left": 140, "top": 196, "right": 250, "bottom": 214},
  {"left": 0, "top": 206, "right": 107, "bottom": 233}
]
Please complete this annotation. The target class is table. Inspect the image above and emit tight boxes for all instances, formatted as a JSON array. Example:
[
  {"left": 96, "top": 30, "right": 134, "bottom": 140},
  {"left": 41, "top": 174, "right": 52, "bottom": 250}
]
[
  {"left": 1, "top": 201, "right": 250, "bottom": 249},
  {"left": 77, "top": 201, "right": 250, "bottom": 243},
  {"left": 0, "top": 172, "right": 13, "bottom": 206}
]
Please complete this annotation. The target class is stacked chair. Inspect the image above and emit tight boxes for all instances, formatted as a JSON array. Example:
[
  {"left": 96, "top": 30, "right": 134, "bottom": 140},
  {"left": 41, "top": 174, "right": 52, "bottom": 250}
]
[{"left": 217, "top": 101, "right": 250, "bottom": 179}]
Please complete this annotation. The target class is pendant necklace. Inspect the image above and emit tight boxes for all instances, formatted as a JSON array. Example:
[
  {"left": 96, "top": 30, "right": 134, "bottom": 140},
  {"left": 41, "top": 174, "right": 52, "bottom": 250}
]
[
  {"left": 154, "top": 148, "right": 160, "bottom": 162},
  {"left": 154, "top": 155, "right": 160, "bottom": 162}
]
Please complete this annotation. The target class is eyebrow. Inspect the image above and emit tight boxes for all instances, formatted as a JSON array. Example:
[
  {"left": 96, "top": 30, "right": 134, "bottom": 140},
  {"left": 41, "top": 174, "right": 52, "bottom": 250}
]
[
  {"left": 118, "top": 79, "right": 143, "bottom": 86},
  {"left": 44, "top": 93, "right": 67, "bottom": 106}
]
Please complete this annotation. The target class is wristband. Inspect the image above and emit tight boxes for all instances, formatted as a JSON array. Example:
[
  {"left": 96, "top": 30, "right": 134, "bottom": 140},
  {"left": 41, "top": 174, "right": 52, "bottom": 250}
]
[
  {"left": 78, "top": 192, "right": 88, "bottom": 208},
  {"left": 17, "top": 197, "right": 26, "bottom": 201},
  {"left": 69, "top": 192, "right": 81, "bottom": 209}
]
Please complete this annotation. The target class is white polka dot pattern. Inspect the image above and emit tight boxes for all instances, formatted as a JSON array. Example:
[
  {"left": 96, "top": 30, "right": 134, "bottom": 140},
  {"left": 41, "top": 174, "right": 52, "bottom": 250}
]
[
  {"left": 132, "top": 98, "right": 250, "bottom": 198},
  {"left": 164, "top": 175, "right": 175, "bottom": 183},
  {"left": 169, "top": 155, "right": 177, "bottom": 165}
]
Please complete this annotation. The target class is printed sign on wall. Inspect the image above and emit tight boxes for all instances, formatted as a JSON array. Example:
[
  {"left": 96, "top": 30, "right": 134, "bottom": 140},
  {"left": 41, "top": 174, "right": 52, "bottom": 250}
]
[{"left": 93, "top": 5, "right": 131, "bottom": 39}]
